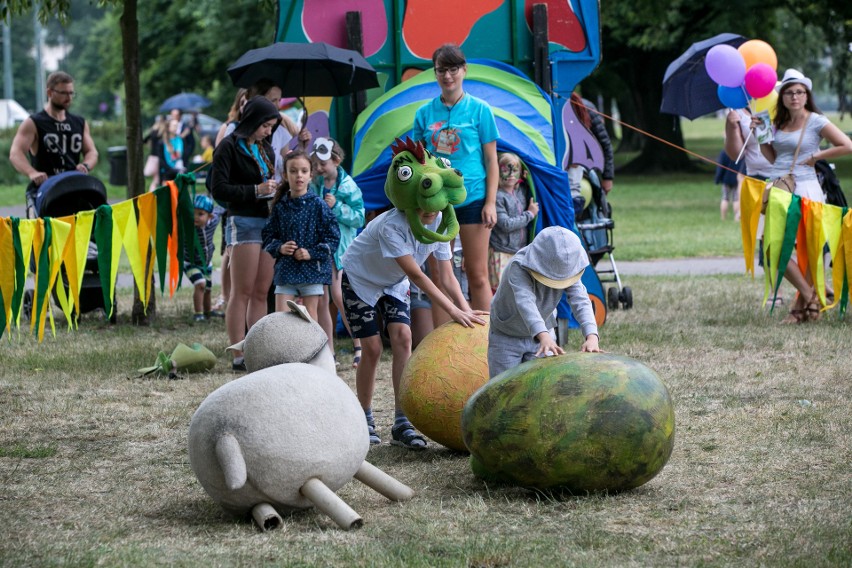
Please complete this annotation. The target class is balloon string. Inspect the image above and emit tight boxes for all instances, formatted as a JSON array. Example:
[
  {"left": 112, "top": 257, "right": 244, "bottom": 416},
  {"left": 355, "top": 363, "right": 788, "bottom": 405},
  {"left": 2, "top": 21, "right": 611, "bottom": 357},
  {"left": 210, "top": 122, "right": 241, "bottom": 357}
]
[{"left": 565, "top": 95, "right": 758, "bottom": 181}]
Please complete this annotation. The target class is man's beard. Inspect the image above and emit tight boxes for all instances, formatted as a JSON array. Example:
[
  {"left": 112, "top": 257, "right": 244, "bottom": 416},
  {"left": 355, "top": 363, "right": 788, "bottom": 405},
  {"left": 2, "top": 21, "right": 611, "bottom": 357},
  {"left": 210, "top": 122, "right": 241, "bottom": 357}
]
[{"left": 49, "top": 99, "right": 69, "bottom": 112}]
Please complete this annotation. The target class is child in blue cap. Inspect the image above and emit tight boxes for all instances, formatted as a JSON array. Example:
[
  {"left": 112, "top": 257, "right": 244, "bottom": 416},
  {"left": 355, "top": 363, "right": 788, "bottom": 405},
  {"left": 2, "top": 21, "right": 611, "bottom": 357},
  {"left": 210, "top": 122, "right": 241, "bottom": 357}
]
[{"left": 185, "top": 193, "right": 222, "bottom": 321}]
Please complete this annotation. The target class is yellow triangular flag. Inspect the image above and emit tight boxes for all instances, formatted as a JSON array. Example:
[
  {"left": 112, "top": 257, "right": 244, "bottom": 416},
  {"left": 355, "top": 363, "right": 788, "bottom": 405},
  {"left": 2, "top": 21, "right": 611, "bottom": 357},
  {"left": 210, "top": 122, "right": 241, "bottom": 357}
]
[
  {"left": 762, "top": 189, "right": 792, "bottom": 304},
  {"left": 803, "top": 200, "right": 826, "bottom": 308},
  {"left": 15, "top": 220, "right": 37, "bottom": 327},
  {"left": 135, "top": 192, "right": 157, "bottom": 310},
  {"left": 71, "top": 211, "right": 96, "bottom": 319},
  {"left": 0, "top": 217, "right": 13, "bottom": 332},
  {"left": 46, "top": 217, "right": 73, "bottom": 332},
  {"left": 113, "top": 200, "right": 146, "bottom": 302},
  {"left": 739, "top": 176, "right": 765, "bottom": 277}
]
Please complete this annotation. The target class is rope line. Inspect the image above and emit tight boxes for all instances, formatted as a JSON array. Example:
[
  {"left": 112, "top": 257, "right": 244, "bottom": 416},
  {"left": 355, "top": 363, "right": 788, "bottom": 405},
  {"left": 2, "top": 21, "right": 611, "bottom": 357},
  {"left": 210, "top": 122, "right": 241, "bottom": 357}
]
[{"left": 563, "top": 94, "right": 761, "bottom": 181}]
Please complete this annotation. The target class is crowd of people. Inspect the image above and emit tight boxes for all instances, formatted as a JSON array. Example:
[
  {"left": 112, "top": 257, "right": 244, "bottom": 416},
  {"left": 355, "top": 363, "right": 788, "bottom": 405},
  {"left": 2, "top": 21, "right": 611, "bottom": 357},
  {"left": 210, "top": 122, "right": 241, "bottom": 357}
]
[
  {"left": 9, "top": 49, "right": 619, "bottom": 452},
  {"left": 18, "top": 56, "right": 852, "bottom": 450},
  {"left": 189, "top": 44, "right": 602, "bottom": 450}
]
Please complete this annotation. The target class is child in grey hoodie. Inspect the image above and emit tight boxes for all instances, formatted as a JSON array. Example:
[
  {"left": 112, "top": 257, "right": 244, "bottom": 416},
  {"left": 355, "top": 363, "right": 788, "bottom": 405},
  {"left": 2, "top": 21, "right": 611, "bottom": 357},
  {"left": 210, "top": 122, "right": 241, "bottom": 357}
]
[{"left": 488, "top": 226, "right": 601, "bottom": 379}]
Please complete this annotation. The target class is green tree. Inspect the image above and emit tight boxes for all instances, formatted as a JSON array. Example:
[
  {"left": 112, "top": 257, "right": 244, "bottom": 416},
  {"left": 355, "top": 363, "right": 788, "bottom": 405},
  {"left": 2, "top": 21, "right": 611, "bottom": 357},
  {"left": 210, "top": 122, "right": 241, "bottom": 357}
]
[{"left": 593, "top": 0, "right": 850, "bottom": 172}]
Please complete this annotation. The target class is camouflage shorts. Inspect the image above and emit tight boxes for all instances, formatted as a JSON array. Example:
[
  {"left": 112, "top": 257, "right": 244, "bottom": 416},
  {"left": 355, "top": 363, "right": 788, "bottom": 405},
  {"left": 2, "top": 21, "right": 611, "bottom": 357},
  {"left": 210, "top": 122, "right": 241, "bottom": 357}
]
[{"left": 341, "top": 273, "right": 410, "bottom": 339}]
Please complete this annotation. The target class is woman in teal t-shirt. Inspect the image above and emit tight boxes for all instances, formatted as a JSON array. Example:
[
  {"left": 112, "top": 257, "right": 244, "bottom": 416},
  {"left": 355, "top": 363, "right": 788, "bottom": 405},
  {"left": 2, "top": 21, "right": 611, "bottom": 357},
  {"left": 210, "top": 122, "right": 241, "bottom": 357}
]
[{"left": 413, "top": 43, "right": 499, "bottom": 314}]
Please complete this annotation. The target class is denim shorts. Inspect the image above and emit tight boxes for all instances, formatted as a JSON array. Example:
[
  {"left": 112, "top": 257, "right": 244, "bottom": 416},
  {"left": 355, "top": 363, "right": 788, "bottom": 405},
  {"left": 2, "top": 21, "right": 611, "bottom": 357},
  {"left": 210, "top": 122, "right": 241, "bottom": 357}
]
[
  {"left": 410, "top": 288, "right": 432, "bottom": 311},
  {"left": 341, "top": 273, "right": 410, "bottom": 338},
  {"left": 275, "top": 283, "right": 324, "bottom": 297},
  {"left": 455, "top": 198, "right": 485, "bottom": 225},
  {"left": 227, "top": 215, "right": 267, "bottom": 246}
]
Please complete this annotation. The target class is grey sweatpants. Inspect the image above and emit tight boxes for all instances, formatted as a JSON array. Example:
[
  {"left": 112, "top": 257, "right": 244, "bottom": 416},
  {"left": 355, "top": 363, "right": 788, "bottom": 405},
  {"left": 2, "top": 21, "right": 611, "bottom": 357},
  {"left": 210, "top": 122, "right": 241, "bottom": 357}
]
[{"left": 487, "top": 327, "right": 557, "bottom": 380}]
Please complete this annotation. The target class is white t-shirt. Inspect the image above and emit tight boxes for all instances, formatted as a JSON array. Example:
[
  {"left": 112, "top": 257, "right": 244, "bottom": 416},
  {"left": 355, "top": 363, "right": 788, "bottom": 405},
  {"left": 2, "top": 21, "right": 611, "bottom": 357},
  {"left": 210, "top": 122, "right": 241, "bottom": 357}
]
[
  {"left": 341, "top": 209, "right": 452, "bottom": 306},
  {"left": 736, "top": 109, "right": 773, "bottom": 178},
  {"left": 770, "top": 112, "right": 830, "bottom": 183}
]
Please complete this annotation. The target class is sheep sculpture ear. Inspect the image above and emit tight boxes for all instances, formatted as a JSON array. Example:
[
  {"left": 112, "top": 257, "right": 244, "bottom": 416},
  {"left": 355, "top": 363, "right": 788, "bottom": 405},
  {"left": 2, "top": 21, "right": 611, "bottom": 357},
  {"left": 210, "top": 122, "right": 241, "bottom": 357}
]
[
  {"left": 225, "top": 341, "right": 246, "bottom": 353},
  {"left": 215, "top": 433, "right": 248, "bottom": 491},
  {"left": 287, "top": 299, "right": 312, "bottom": 322}
]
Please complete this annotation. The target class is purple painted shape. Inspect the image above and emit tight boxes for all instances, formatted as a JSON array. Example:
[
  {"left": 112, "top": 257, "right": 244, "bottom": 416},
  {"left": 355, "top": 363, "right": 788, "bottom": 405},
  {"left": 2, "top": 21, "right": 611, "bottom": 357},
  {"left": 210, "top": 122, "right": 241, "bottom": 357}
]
[
  {"left": 288, "top": 112, "right": 330, "bottom": 151},
  {"left": 302, "top": 0, "right": 387, "bottom": 58},
  {"left": 561, "top": 103, "right": 603, "bottom": 171}
]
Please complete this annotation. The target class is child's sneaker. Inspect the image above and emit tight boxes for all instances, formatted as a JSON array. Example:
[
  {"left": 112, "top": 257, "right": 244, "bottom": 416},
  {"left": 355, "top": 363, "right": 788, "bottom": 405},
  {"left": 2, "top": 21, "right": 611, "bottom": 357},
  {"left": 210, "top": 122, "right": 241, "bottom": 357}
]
[{"left": 193, "top": 313, "right": 206, "bottom": 322}]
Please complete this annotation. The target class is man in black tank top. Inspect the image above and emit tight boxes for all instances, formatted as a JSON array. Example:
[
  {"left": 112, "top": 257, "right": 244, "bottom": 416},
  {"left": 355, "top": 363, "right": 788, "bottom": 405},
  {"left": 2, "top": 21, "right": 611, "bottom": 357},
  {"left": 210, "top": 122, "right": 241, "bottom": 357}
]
[{"left": 9, "top": 71, "right": 99, "bottom": 192}]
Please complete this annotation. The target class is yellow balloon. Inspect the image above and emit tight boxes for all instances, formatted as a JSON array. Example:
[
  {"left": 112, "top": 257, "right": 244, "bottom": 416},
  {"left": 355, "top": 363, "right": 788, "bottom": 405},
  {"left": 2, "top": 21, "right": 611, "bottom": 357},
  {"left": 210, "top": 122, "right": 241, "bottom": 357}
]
[
  {"left": 738, "top": 40, "right": 777, "bottom": 71},
  {"left": 753, "top": 90, "right": 778, "bottom": 119}
]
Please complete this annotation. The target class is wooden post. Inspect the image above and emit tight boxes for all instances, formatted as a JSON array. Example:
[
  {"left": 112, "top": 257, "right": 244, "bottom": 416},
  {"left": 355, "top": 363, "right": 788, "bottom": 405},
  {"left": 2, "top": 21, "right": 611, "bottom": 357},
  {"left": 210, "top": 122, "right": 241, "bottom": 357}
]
[
  {"left": 346, "top": 11, "right": 367, "bottom": 117},
  {"left": 532, "top": 4, "right": 551, "bottom": 93}
]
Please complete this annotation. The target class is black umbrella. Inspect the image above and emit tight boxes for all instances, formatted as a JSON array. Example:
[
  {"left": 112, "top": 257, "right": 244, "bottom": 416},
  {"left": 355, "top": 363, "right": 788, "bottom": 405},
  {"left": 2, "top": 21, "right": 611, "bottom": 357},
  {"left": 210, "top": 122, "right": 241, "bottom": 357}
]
[
  {"left": 660, "top": 33, "right": 748, "bottom": 120},
  {"left": 159, "top": 93, "right": 211, "bottom": 113},
  {"left": 227, "top": 42, "right": 379, "bottom": 97}
]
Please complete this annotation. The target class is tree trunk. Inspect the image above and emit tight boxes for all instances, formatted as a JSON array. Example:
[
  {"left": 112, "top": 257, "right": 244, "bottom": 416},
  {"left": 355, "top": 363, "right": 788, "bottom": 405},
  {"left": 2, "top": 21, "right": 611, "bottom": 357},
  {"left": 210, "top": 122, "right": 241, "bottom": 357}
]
[
  {"left": 619, "top": 50, "right": 694, "bottom": 174},
  {"left": 119, "top": 0, "right": 156, "bottom": 324}
]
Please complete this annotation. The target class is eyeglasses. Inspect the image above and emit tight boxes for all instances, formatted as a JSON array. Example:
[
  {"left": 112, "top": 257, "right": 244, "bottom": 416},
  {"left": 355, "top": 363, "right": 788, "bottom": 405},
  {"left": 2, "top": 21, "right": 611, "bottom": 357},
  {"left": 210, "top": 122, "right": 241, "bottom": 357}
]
[
  {"left": 435, "top": 65, "right": 461, "bottom": 77},
  {"left": 783, "top": 90, "right": 807, "bottom": 98},
  {"left": 51, "top": 89, "right": 76, "bottom": 97}
]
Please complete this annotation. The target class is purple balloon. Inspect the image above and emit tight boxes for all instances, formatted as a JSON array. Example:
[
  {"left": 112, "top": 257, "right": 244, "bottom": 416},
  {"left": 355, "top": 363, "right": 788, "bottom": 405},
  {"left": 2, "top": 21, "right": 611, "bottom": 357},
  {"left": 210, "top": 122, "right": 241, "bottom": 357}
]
[
  {"left": 744, "top": 63, "right": 777, "bottom": 99},
  {"left": 717, "top": 84, "right": 749, "bottom": 109},
  {"left": 705, "top": 45, "right": 747, "bottom": 88}
]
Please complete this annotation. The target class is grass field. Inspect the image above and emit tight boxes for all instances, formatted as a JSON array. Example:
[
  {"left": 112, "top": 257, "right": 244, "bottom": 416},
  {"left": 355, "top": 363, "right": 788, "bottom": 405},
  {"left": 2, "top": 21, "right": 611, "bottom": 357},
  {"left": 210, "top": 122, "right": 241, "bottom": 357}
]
[
  {"left": 1, "top": 113, "right": 850, "bottom": 565},
  {"left": 1, "top": 272, "right": 849, "bottom": 566}
]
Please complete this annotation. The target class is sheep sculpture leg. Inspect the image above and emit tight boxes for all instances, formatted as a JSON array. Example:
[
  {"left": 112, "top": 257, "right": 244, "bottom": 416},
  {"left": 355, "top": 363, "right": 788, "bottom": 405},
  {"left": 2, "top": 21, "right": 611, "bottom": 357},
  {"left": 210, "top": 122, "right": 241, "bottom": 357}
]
[
  {"left": 251, "top": 503, "right": 283, "bottom": 531},
  {"left": 354, "top": 461, "right": 416, "bottom": 501},
  {"left": 300, "top": 478, "right": 363, "bottom": 530}
]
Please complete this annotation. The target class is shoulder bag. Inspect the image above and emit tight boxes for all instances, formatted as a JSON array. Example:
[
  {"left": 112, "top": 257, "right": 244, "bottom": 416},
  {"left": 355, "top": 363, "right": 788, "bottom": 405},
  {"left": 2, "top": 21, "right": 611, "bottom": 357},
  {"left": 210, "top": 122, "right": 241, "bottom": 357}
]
[{"left": 761, "top": 114, "right": 810, "bottom": 214}]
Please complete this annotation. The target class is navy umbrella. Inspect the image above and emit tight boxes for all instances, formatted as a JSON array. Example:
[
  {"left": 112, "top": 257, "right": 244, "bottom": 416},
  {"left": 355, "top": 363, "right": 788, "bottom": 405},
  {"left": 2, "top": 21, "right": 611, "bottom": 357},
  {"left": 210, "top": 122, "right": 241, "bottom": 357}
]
[
  {"left": 660, "top": 33, "right": 748, "bottom": 120},
  {"left": 159, "top": 93, "right": 211, "bottom": 113},
  {"left": 227, "top": 42, "right": 379, "bottom": 97}
]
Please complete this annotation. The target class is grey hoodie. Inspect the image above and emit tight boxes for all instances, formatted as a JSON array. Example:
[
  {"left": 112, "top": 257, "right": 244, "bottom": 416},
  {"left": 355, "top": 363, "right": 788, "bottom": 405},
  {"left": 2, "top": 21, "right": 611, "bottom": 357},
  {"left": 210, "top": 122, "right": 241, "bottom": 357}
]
[{"left": 490, "top": 226, "right": 598, "bottom": 339}]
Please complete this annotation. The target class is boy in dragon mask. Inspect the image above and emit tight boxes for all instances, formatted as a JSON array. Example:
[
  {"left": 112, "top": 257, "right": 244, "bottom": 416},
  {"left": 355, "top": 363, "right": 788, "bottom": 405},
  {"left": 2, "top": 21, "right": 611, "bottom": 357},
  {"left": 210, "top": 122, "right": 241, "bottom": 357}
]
[{"left": 341, "top": 138, "right": 487, "bottom": 449}]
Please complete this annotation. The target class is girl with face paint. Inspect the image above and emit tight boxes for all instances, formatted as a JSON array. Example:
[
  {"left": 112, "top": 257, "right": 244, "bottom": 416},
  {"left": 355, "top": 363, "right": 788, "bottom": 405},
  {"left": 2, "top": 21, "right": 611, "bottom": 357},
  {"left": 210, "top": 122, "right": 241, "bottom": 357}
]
[{"left": 488, "top": 152, "right": 538, "bottom": 290}]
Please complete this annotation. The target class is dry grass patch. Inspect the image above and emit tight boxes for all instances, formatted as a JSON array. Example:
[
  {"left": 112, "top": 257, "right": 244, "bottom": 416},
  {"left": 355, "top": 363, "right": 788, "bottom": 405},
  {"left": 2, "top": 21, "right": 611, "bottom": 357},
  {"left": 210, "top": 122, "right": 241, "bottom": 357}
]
[{"left": 1, "top": 275, "right": 850, "bottom": 567}]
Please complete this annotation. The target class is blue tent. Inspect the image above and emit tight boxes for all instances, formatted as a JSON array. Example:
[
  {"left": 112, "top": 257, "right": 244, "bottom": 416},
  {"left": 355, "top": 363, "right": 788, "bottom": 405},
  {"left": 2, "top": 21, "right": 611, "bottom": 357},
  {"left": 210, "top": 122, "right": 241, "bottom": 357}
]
[{"left": 351, "top": 59, "right": 605, "bottom": 325}]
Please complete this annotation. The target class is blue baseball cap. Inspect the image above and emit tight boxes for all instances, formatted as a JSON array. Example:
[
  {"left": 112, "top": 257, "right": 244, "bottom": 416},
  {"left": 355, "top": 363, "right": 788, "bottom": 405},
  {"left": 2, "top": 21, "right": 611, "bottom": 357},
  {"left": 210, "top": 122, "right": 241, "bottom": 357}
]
[{"left": 194, "top": 194, "right": 214, "bottom": 213}]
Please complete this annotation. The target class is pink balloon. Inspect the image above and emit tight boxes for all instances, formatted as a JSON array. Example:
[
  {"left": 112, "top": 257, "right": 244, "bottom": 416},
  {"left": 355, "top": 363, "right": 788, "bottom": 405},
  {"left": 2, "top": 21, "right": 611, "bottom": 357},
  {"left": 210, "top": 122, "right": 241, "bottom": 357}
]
[
  {"left": 744, "top": 63, "right": 777, "bottom": 99},
  {"left": 705, "top": 45, "right": 746, "bottom": 88}
]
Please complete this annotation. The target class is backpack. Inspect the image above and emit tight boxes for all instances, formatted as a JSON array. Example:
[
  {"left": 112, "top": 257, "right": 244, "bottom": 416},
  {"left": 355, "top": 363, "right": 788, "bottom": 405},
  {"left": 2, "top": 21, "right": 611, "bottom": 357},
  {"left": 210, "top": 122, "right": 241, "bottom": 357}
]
[{"left": 815, "top": 160, "right": 848, "bottom": 208}]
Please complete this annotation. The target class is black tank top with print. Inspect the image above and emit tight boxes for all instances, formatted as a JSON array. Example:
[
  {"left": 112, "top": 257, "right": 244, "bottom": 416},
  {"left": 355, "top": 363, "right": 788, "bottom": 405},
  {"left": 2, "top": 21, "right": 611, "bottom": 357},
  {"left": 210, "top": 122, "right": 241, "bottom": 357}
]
[{"left": 29, "top": 109, "right": 87, "bottom": 176}]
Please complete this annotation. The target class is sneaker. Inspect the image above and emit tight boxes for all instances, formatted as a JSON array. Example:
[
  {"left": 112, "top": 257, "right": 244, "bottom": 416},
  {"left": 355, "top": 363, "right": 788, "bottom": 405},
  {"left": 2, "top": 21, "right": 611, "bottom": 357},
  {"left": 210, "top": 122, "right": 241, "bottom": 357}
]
[
  {"left": 194, "top": 314, "right": 206, "bottom": 322},
  {"left": 207, "top": 309, "right": 225, "bottom": 318},
  {"left": 232, "top": 359, "right": 247, "bottom": 372}
]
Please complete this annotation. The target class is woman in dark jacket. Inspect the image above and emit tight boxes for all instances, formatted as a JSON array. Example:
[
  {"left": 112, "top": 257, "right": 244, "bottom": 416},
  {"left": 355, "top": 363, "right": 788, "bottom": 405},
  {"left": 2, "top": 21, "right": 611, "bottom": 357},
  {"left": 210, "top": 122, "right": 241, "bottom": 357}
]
[{"left": 210, "top": 96, "right": 281, "bottom": 370}]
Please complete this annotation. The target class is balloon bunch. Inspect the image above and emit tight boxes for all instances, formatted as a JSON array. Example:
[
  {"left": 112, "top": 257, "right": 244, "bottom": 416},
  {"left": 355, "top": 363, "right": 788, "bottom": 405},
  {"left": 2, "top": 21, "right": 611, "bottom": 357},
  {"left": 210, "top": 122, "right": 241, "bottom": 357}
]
[{"left": 705, "top": 40, "right": 779, "bottom": 117}]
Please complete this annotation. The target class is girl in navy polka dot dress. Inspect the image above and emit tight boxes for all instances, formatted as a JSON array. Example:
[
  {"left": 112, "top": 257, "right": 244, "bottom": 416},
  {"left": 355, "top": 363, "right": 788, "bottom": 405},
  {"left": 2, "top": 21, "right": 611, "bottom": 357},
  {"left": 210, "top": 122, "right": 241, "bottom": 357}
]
[{"left": 262, "top": 150, "right": 340, "bottom": 322}]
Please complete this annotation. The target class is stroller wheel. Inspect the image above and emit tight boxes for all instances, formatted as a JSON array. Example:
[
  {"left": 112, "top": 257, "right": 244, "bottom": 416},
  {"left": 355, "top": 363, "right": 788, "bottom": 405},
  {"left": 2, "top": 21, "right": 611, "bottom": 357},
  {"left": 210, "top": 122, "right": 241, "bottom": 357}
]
[
  {"left": 621, "top": 287, "right": 634, "bottom": 310},
  {"left": 607, "top": 287, "right": 620, "bottom": 310},
  {"left": 22, "top": 290, "right": 34, "bottom": 321}
]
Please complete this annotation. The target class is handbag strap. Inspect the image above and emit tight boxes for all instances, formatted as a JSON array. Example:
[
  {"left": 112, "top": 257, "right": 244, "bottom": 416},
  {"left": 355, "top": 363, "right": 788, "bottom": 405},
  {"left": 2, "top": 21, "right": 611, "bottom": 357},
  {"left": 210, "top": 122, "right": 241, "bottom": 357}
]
[{"left": 789, "top": 113, "right": 810, "bottom": 175}]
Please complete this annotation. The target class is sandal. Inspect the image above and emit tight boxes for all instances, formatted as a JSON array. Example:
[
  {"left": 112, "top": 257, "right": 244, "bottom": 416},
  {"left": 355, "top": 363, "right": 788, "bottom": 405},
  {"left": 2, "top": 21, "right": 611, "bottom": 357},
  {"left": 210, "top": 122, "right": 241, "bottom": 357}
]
[
  {"left": 391, "top": 420, "right": 427, "bottom": 451},
  {"left": 352, "top": 345, "right": 362, "bottom": 368},
  {"left": 367, "top": 419, "right": 381, "bottom": 445},
  {"left": 804, "top": 293, "right": 822, "bottom": 322}
]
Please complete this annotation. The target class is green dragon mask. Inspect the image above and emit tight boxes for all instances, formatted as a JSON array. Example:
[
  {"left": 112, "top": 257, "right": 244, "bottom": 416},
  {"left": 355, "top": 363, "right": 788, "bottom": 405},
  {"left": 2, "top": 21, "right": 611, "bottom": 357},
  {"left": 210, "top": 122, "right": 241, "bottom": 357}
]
[{"left": 385, "top": 137, "right": 466, "bottom": 244}]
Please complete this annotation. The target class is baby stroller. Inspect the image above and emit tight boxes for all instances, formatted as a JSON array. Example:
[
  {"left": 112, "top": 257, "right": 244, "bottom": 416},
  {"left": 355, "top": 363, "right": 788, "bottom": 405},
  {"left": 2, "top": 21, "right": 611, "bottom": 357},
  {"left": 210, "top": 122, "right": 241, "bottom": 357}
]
[
  {"left": 574, "top": 167, "right": 632, "bottom": 310},
  {"left": 23, "top": 171, "right": 116, "bottom": 323}
]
